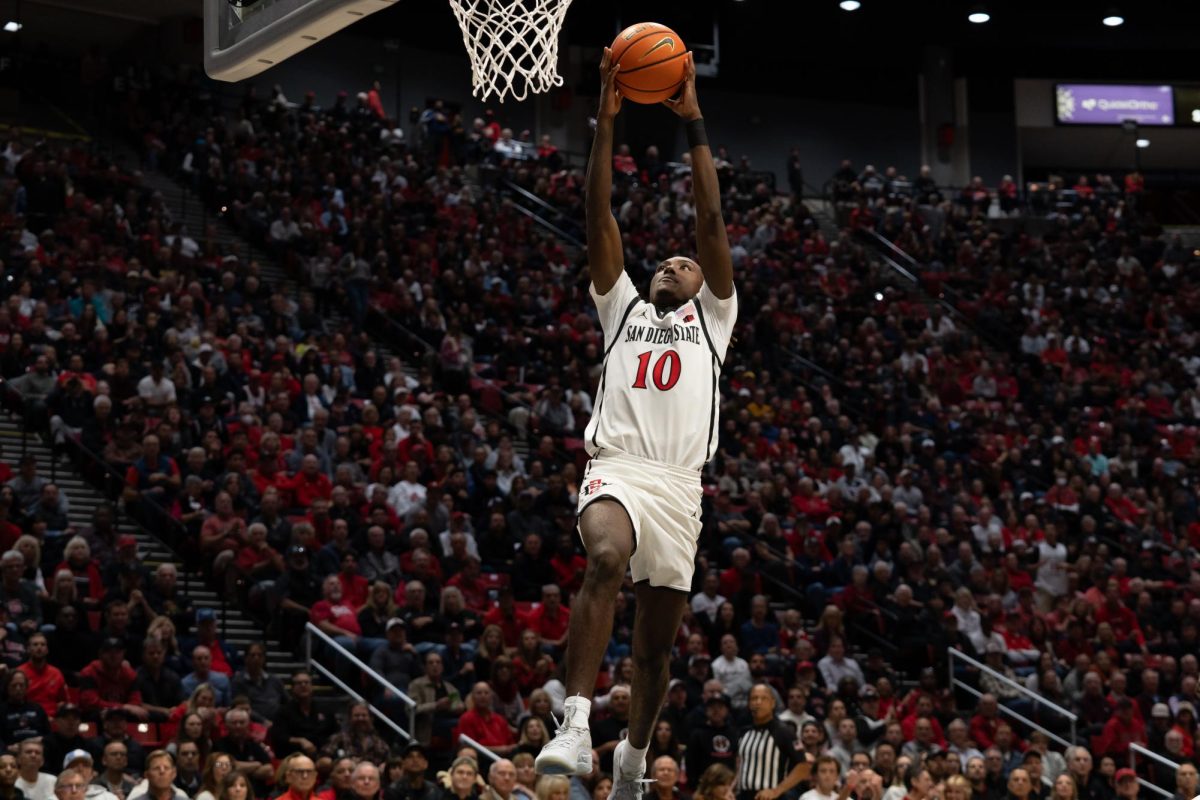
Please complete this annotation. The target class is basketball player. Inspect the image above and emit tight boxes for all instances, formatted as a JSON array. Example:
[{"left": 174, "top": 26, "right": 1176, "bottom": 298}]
[{"left": 534, "top": 48, "right": 737, "bottom": 800}]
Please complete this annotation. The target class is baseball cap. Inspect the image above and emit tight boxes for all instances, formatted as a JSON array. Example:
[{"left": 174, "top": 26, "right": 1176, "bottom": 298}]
[
  {"left": 1151, "top": 703, "right": 1171, "bottom": 719},
  {"left": 63, "top": 750, "right": 92, "bottom": 769},
  {"left": 859, "top": 685, "right": 879, "bottom": 700},
  {"left": 196, "top": 608, "right": 217, "bottom": 623},
  {"left": 103, "top": 707, "right": 130, "bottom": 721},
  {"left": 287, "top": 545, "right": 309, "bottom": 557},
  {"left": 668, "top": 679, "right": 685, "bottom": 692},
  {"left": 1114, "top": 769, "right": 1137, "bottom": 783},
  {"left": 705, "top": 693, "right": 731, "bottom": 708},
  {"left": 797, "top": 661, "right": 815, "bottom": 671},
  {"left": 689, "top": 654, "right": 711, "bottom": 666},
  {"left": 100, "top": 637, "right": 126, "bottom": 652},
  {"left": 386, "top": 617, "right": 406, "bottom": 633},
  {"left": 117, "top": 535, "right": 138, "bottom": 550},
  {"left": 402, "top": 742, "right": 426, "bottom": 757},
  {"left": 57, "top": 702, "right": 81, "bottom": 717}
]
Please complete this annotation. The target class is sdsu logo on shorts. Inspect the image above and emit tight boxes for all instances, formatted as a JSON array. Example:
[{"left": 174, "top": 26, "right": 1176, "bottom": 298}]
[{"left": 581, "top": 478, "right": 610, "bottom": 497}]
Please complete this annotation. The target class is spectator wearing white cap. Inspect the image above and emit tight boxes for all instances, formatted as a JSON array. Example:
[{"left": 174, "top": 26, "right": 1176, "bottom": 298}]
[{"left": 60, "top": 750, "right": 117, "bottom": 800}]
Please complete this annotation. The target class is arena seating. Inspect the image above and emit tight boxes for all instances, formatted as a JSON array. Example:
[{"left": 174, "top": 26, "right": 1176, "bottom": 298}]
[{"left": 0, "top": 67, "right": 1196, "bottom": 800}]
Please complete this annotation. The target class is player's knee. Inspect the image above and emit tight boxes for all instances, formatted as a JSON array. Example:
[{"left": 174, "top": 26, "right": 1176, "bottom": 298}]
[{"left": 584, "top": 543, "right": 626, "bottom": 585}]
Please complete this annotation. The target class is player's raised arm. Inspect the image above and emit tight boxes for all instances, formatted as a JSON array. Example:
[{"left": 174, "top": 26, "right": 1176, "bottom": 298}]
[
  {"left": 663, "top": 53, "right": 734, "bottom": 300},
  {"left": 586, "top": 47, "right": 625, "bottom": 296}
]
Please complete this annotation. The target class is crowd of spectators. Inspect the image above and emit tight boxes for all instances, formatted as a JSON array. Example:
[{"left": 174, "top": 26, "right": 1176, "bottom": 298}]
[{"left": 0, "top": 53, "right": 1196, "bottom": 800}]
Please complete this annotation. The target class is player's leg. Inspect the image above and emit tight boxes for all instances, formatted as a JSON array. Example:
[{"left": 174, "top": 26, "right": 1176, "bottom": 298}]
[
  {"left": 565, "top": 499, "right": 634, "bottom": 696},
  {"left": 608, "top": 582, "right": 688, "bottom": 800},
  {"left": 627, "top": 582, "right": 688, "bottom": 747},
  {"left": 536, "top": 498, "right": 633, "bottom": 775}
]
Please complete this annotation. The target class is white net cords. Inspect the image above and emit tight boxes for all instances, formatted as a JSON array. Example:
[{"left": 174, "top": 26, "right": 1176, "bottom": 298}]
[{"left": 447, "top": 0, "right": 573, "bottom": 103}]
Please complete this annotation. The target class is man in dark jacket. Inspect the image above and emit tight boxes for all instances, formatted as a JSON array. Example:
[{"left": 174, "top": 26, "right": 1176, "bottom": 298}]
[
  {"left": 685, "top": 694, "right": 738, "bottom": 782},
  {"left": 384, "top": 743, "right": 437, "bottom": 800}
]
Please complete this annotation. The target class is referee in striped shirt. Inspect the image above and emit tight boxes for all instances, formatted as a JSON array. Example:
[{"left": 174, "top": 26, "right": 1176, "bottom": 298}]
[{"left": 736, "top": 684, "right": 812, "bottom": 800}]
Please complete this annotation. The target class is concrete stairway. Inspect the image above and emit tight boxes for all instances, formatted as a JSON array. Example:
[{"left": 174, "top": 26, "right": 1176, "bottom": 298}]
[{"left": 0, "top": 416, "right": 305, "bottom": 678}]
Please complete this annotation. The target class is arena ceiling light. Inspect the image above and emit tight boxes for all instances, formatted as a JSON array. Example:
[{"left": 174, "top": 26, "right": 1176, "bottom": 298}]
[
  {"left": 839, "top": 1, "right": 862, "bottom": 10},
  {"left": 2, "top": 21, "right": 20, "bottom": 32},
  {"left": 1102, "top": 12, "right": 1125, "bottom": 26},
  {"left": 1136, "top": 138, "right": 1151, "bottom": 148},
  {"left": 967, "top": 5, "right": 990, "bottom": 23}
]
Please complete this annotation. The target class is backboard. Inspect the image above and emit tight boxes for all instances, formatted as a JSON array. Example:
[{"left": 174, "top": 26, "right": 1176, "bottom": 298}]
[{"left": 204, "top": 0, "right": 400, "bottom": 82}]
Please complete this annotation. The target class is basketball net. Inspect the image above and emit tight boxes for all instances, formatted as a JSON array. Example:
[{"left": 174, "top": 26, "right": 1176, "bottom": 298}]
[{"left": 447, "top": 0, "right": 572, "bottom": 103}]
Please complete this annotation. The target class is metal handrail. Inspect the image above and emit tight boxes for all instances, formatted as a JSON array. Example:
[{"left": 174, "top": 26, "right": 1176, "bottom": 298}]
[
  {"left": 304, "top": 622, "right": 417, "bottom": 740},
  {"left": 458, "top": 734, "right": 501, "bottom": 765},
  {"left": 948, "top": 648, "right": 1076, "bottom": 748},
  {"left": 365, "top": 308, "right": 581, "bottom": 467},
  {"left": 1129, "top": 743, "right": 1177, "bottom": 799},
  {"left": 500, "top": 177, "right": 576, "bottom": 227},
  {"left": 505, "top": 201, "right": 584, "bottom": 249}
]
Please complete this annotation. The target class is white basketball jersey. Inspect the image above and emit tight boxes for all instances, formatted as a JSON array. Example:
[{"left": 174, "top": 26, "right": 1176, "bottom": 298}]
[{"left": 584, "top": 271, "right": 737, "bottom": 471}]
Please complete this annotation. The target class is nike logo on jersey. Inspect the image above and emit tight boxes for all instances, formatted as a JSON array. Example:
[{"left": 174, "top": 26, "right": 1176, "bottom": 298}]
[{"left": 623, "top": 323, "right": 703, "bottom": 346}]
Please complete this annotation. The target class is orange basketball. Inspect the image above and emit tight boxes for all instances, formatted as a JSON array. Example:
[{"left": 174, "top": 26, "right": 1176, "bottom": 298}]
[{"left": 610, "top": 22, "right": 688, "bottom": 105}]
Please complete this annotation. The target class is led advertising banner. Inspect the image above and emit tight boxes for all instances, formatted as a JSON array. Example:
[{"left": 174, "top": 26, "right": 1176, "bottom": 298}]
[{"left": 1055, "top": 84, "right": 1174, "bottom": 126}]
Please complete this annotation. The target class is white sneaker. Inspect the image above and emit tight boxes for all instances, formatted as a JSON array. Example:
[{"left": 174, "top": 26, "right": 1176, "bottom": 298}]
[
  {"left": 607, "top": 740, "right": 652, "bottom": 800},
  {"left": 536, "top": 706, "right": 593, "bottom": 776}
]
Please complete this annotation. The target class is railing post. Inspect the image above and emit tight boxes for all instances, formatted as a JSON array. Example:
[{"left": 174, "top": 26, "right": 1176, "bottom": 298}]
[
  {"left": 948, "top": 647, "right": 954, "bottom": 696},
  {"left": 305, "top": 626, "right": 312, "bottom": 673}
]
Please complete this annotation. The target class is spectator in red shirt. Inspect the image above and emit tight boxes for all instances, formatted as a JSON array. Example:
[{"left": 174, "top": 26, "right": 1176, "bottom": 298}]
[
  {"left": 548, "top": 536, "right": 586, "bottom": 599},
  {"left": 969, "top": 693, "right": 1004, "bottom": 750},
  {"left": 16, "top": 632, "right": 68, "bottom": 718},
  {"left": 1096, "top": 698, "right": 1146, "bottom": 759},
  {"left": 79, "top": 637, "right": 146, "bottom": 720},
  {"left": 718, "top": 548, "right": 762, "bottom": 601},
  {"left": 311, "top": 575, "right": 383, "bottom": 659},
  {"left": 1095, "top": 581, "right": 1146, "bottom": 652},
  {"left": 366, "top": 81, "right": 387, "bottom": 120},
  {"left": 791, "top": 479, "right": 832, "bottom": 521},
  {"left": 482, "top": 587, "right": 530, "bottom": 649},
  {"left": 612, "top": 145, "right": 637, "bottom": 177},
  {"left": 527, "top": 584, "right": 570, "bottom": 652},
  {"left": 336, "top": 552, "right": 370, "bottom": 610},
  {"left": 454, "top": 682, "right": 516, "bottom": 755},
  {"left": 446, "top": 557, "right": 490, "bottom": 613},
  {"left": 290, "top": 455, "right": 333, "bottom": 509}
]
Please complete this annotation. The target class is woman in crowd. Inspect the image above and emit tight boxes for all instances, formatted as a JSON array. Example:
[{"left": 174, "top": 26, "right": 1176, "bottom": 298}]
[
  {"left": 515, "top": 717, "right": 549, "bottom": 758},
  {"left": 55, "top": 537, "right": 104, "bottom": 610},
  {"left": 648, "top": 719, "right": 683, "bottom": 765},
  {"left": 489, "top": 657, "right": 525, "bottom": 726},
  {"left": 693, "top": 765, "right": 735, "bottom": 800},
  {"left": 195, "top": 753, "right": 235, "bottom": 800},
  {"left": 217, "top": 771, "right": 255, "bottom": 800},
  {"left": 440, "top": 757, "right": 481, "bottom": 800},
  {"left": 534, "top": 776, "right": 569, "bottom": 800}
]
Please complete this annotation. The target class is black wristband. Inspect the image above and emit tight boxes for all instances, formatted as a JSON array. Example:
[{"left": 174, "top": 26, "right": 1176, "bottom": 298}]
[{"left": 686, "top": 118, "right": 708, "bottom": 149}]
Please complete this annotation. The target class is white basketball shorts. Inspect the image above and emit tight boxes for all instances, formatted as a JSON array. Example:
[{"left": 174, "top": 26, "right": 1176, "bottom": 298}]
[{"left": 576, "top": 450, "right": 703, "bottom": 592}]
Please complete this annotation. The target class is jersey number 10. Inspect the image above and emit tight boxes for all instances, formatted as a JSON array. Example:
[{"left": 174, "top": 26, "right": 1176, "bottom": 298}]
[{"left": 631, "top": 350, "right": 681, "bottom": 391}]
